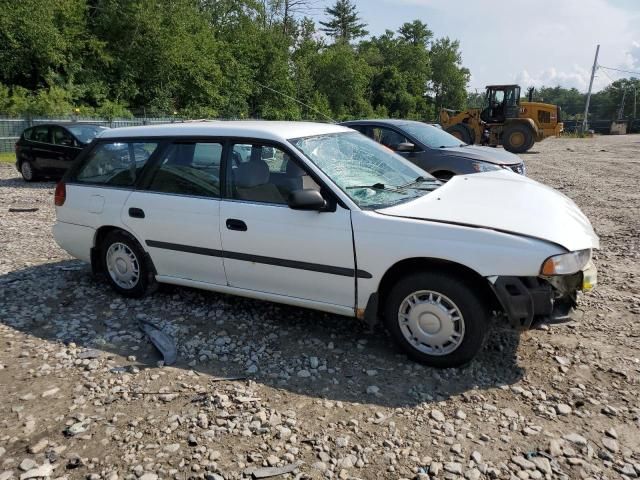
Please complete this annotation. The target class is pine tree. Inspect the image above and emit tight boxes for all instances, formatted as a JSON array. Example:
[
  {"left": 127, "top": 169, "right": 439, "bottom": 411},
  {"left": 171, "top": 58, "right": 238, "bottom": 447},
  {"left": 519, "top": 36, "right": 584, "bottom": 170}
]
[{"left": 319, "top": 0, "right": 368, "bottom": 42}]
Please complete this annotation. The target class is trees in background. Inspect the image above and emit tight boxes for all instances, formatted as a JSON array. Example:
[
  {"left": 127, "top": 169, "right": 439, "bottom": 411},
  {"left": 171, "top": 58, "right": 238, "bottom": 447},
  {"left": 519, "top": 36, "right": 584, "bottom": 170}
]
[
  {"left": 0, "top": 0, "right": 471, "bottom": 120},
  {"left": 320, "top": 0, "right": 368, "bottom": 42}
]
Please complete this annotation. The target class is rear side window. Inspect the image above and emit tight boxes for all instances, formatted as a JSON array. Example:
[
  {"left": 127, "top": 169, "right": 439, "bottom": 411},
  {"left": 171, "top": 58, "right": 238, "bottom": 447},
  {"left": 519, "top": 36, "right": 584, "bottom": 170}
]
[
  {"left": 147, "top": 142, "right": 222, "bottom": 197},
  {"left": 31, "top": 126, "right": 50, "bottom": 143},
  {"left": 74, "top": 141, "right": 159, "bottom": 187}
]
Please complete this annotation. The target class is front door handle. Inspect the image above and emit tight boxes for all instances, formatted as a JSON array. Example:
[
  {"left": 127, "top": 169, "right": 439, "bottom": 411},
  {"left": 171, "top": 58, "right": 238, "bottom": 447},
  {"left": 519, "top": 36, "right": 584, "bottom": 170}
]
[
  {"left": 226, "top": 218, "right": 247, "bottom": 231},
  {"left": 129, "top": 207, "right": 145, "bottom": 219}
]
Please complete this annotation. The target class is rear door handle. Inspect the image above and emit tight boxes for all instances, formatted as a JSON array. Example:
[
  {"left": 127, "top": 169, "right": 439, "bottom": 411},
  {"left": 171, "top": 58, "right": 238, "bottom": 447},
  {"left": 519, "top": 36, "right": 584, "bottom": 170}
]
[
  {"left": 129, "top": 207, "right": 145, "bottom": 219},
  {"left": 226, "top": 218, "right": 247, "bottom": 231}
]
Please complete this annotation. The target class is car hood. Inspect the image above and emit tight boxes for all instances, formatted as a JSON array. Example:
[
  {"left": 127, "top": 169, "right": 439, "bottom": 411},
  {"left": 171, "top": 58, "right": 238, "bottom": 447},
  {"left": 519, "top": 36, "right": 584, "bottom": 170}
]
[
  {"left": 376, "top": 171, "right": 599, "bottom": 252},
  {"left": 439, "top": 145, "right": 521, "bottom": 165}
]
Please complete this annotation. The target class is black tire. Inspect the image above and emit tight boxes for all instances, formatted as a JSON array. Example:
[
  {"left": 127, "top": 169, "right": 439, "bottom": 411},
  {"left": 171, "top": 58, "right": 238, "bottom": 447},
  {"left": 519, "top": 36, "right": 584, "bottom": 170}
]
[
  {"left": 383, "top": 272, "right": 489, "bottom": 368},
  {"left": 446, "top": 124, "right": 475, "bottom": 144},
  {"left": 502, "top": 124, "right": 534, "bottom": 153},
  {"left": 20, "top": 160, "right": 38, "bottom": 182},
  {"left": 101, "top": 230, "right": 153, "bottom": 298}
]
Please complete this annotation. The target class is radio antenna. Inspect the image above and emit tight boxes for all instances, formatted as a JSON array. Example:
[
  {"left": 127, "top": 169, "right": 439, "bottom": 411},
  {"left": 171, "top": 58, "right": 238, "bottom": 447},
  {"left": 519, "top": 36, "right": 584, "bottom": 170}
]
[{"left": 255, "top": 81, "right": 337, "bottom": 123}]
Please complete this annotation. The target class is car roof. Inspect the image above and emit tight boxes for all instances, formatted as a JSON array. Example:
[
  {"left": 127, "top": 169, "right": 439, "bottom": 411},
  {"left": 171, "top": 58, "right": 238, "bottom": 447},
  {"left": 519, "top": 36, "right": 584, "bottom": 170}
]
[
  {"left": 27, "top": 123, "right": 107, "bottom": 128},
  {"left": 340, "top": 119, "right": 435, "bottom": 128},
  {"left": 99, "top": 121, "right": 350, "bottom": 142}
]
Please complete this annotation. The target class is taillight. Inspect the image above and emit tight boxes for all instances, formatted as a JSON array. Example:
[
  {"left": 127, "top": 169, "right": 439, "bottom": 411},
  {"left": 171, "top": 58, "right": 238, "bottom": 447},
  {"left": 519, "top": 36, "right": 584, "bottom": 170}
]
[{"left": 54, "top": 181, "right": 66, "bottom": 206}]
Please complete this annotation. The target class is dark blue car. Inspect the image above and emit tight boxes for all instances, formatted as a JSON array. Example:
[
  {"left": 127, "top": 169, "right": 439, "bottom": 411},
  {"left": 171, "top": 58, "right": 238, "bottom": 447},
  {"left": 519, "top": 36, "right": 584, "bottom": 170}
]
[{"left": 340, "top": 119, "right": 525, "bottom": 181}]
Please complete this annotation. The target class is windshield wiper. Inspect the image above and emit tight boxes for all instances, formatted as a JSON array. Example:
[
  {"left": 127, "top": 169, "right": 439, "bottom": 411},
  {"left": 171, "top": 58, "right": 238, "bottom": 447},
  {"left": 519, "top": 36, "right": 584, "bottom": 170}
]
[
  {"left": 346, "top": 182, "right": 387, "bottom": 190},
  {"left": 395, "top": 176, "right": 440, "bottom": 189},
  {"left": 346, "top": 177, "right": 440, "bottom": 192}
]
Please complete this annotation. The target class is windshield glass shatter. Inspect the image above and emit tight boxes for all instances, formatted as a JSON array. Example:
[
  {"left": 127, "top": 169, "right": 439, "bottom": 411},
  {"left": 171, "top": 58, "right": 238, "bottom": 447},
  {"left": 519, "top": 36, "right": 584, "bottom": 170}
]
[{"left": 291, "top": 132, "right": 440, "bottom": 209}]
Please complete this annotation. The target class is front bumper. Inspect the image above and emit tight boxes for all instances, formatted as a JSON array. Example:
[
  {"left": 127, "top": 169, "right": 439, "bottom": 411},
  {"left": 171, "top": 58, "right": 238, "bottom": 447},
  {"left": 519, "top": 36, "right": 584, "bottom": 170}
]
[{"left": 490, "top": 262, "right": 596, "bottom": 329}]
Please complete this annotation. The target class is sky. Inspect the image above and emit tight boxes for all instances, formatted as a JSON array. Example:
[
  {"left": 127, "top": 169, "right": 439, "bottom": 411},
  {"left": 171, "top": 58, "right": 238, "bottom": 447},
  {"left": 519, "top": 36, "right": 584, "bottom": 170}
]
[{"left": 312, "top": 0, "right": 640, "bottom": 92}]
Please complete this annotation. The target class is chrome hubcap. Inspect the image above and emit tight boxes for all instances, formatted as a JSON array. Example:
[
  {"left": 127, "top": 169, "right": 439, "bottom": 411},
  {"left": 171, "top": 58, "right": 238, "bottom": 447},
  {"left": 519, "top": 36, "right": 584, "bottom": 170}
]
[
  {"left": 106, "top": 242, "right": 140, "bottom": 289},
  {"left": 21, "top": 162, "right": 33, "bottom": 180},
  {"left": 398, "top": 290, "right": 465, "bottom": 356}
]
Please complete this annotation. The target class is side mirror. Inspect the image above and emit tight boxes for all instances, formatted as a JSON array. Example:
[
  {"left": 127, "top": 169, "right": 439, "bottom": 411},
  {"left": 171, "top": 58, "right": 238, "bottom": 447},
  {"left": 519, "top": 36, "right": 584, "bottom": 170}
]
[
  {"left": 396, "top": 142, "right": 416, "bottom": 152},
  {"left": 288, "top": 189, "right": 326, "bottom": 211}
]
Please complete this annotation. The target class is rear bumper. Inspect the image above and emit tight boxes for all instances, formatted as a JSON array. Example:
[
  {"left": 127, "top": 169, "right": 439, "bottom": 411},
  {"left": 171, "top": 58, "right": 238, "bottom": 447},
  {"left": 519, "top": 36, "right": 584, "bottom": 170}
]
[
  {"left": 53, "top": 221, "right": 94, "bottom": 263},
  {"left": 490, "top": 263, "right": 596, "bottom": 329}
]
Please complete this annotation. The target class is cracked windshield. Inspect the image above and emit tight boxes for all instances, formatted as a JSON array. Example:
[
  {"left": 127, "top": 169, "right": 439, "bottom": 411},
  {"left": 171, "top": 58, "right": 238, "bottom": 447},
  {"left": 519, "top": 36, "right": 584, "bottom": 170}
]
[{"left": 291, "top": 132, "right": 440, "bottom": 209}]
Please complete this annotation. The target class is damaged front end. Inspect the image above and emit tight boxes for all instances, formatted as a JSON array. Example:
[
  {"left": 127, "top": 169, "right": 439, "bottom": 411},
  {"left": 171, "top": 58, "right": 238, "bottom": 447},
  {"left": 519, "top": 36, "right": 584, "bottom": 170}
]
[{"left": 489, "top": 261, "right": 597, "bottom": 329}]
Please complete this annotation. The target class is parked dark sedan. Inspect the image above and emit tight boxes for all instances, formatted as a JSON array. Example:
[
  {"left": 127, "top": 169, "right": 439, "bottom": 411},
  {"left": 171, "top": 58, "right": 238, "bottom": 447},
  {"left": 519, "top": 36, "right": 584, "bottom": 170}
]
[
  {"left": 340, "top": 119, "right": 525, "bottom": 181},
  {"left": 15, "top": 123, "right": 108, "bottom": 181}
]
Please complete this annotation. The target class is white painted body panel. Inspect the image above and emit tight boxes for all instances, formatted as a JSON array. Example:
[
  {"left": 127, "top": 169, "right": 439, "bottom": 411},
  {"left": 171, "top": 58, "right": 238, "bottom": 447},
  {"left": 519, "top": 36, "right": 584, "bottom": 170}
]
[
  {"left": 350, "top": 210, "right": 564, "bottom": 310},
  {"left": 53, "top": 221, "right": 94, "bottom": 262},
  {"left": 378, "top": 171, "right": 599, "bottom": 252},
  {"left": 122, "top": 192, "right": 226, "bottom": 285},
  {"left": 56, "top": 184, "right": 133, "bottom": 230},
  {"left": 219, "top": 201, "right": 355, "bottom": 307}
]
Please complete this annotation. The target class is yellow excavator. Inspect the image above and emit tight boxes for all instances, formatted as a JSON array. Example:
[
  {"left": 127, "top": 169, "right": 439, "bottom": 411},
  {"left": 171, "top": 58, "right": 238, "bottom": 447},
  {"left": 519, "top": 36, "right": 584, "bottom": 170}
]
[{"left": 439, "top": 85, "right": 563, "bottom": 153}]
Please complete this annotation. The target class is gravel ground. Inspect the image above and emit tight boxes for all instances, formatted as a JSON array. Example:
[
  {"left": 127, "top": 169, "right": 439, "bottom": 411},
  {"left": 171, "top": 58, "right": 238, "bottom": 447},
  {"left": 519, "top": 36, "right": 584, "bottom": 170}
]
[{"left": 0, "top": 134, "right": 639, "bottom": 480}]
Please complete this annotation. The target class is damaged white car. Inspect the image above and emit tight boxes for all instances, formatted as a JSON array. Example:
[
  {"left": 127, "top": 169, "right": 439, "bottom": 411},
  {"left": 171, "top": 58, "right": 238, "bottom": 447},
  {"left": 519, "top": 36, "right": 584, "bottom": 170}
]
[{"left": 53, "top": 121, "right": 598, "bottom": 368}]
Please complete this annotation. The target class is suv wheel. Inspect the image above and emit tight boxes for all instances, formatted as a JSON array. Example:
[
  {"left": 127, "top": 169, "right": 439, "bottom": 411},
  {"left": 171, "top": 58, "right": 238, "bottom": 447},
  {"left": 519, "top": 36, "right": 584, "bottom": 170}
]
[
  {"left": 102, "top": 230, "right": 151, "bottom": 298},
  {"left": 383, "top": 272, "right": 489, "bottom": 368},
  {"left": 20, "top": 160, "right": 37, "bottom": 182}
]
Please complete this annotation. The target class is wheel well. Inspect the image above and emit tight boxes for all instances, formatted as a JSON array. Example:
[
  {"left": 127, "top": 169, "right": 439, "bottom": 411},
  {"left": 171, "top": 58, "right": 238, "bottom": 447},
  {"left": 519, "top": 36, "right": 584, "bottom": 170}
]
[
  {"left": 91, "top": 226, "right": 155, "bottom": 276},
  {"left": 376, "top": 257, "right": 501, "bottom": 315}
]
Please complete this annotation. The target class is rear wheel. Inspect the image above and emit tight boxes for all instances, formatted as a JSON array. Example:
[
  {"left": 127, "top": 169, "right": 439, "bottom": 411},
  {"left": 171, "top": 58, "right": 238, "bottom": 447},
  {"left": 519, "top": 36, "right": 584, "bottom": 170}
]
[
  {"left": 446, "top": 124, "right": 475, "bottom": 144},
  {"left": 502, "top": 124, "right": 534, "bottom": 153},
  {"left": 102, "top": 230, "right": 152, "bottom": 298},
  {"left": 20, "top": 160, "right": 38, "bottom": 182},
  {"left": 383, "top": 272, "right": 489, "bottom": 368}
]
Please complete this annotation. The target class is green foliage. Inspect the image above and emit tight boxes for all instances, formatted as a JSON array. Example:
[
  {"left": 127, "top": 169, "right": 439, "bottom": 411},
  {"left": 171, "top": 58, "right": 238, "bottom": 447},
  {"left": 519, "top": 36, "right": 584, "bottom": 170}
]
[
  {"left": 320, "top": 0, "right": 368, "bottom": 43},
  {"left": 0, "top": 0, "right": 472, "bottom": 121},
  {"left": 529, "top": 78, "right": 639, "bottom": 120}
]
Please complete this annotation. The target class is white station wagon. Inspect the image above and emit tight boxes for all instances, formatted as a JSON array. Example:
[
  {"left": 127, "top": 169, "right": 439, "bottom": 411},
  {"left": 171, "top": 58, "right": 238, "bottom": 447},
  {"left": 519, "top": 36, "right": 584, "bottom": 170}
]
[{"left": 53, "top": 121, "right": 598, "bottom": 367}]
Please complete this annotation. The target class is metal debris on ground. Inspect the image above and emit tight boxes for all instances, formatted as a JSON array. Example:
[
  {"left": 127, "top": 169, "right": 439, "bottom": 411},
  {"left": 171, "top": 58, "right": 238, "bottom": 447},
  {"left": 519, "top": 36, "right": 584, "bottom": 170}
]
[
  {"left": 138, "top": 320, "right": 177, "bottom": 365},
  {"left": 245, "top": 462, "right": 303, "bottom": 479}
]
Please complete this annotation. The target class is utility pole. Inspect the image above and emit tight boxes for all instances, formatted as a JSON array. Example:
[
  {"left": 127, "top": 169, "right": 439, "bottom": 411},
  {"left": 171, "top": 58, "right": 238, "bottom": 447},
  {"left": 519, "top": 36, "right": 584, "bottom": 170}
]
[
  {"left": 617, "top": 89, "right": 627, "bottom": 120},
  {"left": 634, "top": 86, "right": 637, "bottom": 119},
  {"left": 582, "top": 44, "right": 600, "bottom": 133}
]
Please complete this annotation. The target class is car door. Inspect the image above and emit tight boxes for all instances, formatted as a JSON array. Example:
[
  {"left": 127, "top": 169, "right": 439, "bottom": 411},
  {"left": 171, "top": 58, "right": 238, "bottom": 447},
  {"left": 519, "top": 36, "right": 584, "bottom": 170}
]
[
  {"left": 50, "top": 126, "right": 81, "bottom": 172},
  {"left": 219, "top": 141, "right": 356, "bottom": 308},
  {"left": 29, "top": 125, "right": 58, "bottom": 172},
  {"left": 122, "top": 140, "right": 227, "bottom": 285}
]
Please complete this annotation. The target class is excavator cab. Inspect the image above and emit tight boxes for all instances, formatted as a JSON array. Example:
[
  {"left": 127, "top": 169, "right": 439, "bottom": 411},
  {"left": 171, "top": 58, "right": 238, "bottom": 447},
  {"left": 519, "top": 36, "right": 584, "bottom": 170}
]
[{"left": 481, "top": 85, "right": 521, "bottom": 123}]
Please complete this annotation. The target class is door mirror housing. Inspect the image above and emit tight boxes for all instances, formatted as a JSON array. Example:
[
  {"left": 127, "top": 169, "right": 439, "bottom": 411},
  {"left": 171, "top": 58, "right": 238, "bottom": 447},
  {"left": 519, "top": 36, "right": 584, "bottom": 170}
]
[
  {"left": 396, "top": 142, "right": 416, "bottom": 152},
  {"left": 288, "top": 189, "right": 327, "bottom": 211}
]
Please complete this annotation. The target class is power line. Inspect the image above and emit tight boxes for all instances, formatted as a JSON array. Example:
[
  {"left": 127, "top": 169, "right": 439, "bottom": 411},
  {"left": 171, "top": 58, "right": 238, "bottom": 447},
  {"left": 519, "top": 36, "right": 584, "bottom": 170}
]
[
  {"left": 598, "top": 65, "right": 640, "bottom": 76},
  {"left": 598, "top": 67, "right": 617, "bottom": 84}
]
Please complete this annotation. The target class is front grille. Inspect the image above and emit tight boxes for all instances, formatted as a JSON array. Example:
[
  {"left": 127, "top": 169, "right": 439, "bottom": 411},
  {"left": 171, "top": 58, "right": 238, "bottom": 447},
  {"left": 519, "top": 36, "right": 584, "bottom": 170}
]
[{"left": 508, "top": 163, "right": 526, "bottom": 175}]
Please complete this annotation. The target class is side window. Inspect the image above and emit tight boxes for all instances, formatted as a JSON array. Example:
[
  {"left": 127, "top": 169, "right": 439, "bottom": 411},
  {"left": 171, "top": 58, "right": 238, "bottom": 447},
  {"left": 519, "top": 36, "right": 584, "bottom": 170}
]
[
  {"left": 75, "top": 141, "right": 159, "bottom": 186},
  {"left": 32, "top": 126, "right": 50, "bottom": 143},
  {"left": 230, "top": 143, "right": 319, "bottom": 205},
  {"left": 52, "top": 127, "right": 75, "bottom": 147},
  {"left": 22, "top": 128, "right": 33, "bottom": 140},
  {"left": 148, "top": 142, "right": 221, "bottom": 198},
  {"left": 371, "top": 127, "right": 408, "bottom": 150}
]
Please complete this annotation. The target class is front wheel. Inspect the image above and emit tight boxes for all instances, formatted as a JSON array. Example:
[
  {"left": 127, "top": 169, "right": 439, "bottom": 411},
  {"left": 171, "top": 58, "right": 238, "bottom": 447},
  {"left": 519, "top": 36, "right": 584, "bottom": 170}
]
[
  {"left": 102, "top": 230, "right": 152, "bottom": 298},
  {"left": 383, "top": 272, "right": 489, "bottom": 367},
  {"left": 20, "top": 160, "right": 38, "bottom": 182},
  {"left": 502, "top": 124, "right": 534, "bottom": 153}
]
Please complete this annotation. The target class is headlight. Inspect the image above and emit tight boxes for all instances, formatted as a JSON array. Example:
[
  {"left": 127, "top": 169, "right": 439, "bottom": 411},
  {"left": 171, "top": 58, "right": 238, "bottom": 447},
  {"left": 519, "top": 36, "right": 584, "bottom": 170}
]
[
  {"left": 541, "top": 249, "right": 592, "bottom": 275},
  {"left": 471, "top": 161, "right": 501, "bottom": 172}
]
